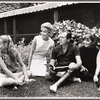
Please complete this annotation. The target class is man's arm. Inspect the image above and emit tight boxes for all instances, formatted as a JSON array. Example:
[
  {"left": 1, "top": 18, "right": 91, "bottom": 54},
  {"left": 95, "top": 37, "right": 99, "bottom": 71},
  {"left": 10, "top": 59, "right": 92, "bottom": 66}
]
[
  {"left": 49, "top": 59, "right": 56, "bottom": 70},
  {"left": 68, "top": 55, "right": 82, "bottom": 70},
  {"left": 68, "top": 45, "right": 82, "bottom": 70}
]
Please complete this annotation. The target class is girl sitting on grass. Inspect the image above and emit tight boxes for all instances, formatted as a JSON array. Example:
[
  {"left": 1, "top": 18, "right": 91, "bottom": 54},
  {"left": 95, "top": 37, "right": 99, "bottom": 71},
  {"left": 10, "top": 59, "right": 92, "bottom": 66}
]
[
  {"left": 79, "top": 33, "right": 100, "bottom": 90},
  {"left": 0, "top": 35, "right": 34, "bottom": 87}
]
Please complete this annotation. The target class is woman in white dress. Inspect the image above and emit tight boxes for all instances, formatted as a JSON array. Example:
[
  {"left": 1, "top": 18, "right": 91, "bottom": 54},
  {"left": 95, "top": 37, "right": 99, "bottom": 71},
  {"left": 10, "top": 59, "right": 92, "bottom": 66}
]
[
  {"left": 28, "top": 22, "right": 55, "bottom": 76},
  {"left": 0, "top": 35, "right": 34, "bottom": 87}
]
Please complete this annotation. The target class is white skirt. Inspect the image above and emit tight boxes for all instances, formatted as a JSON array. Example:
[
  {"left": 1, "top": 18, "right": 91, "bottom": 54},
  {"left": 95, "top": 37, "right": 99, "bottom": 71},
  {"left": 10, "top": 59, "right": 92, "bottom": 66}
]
[{"left": 30, "top": 58, "right": 47, "bottom": 77}]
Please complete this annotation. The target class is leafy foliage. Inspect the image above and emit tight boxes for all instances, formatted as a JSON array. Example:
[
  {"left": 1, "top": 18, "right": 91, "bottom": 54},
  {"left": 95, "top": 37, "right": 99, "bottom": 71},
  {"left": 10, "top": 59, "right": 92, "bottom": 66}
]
[
  {"left": 15, "top": 38, "right": 32, "bottom": 66},
  {"left": 52, "top": 20, "right": 100, "bottom": 47}
]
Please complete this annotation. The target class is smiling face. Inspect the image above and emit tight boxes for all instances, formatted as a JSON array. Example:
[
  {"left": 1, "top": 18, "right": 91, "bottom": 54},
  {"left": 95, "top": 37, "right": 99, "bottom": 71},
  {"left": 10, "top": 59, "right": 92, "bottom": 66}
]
[
  {"left": 83, "top": 34, "right": 92, "bottom": 48},
  {"left": 58, "top": 32, "right": 70, "bottom": 45},
  {"left": 40, "top": 27, "right": 50, "bottom": 40}
]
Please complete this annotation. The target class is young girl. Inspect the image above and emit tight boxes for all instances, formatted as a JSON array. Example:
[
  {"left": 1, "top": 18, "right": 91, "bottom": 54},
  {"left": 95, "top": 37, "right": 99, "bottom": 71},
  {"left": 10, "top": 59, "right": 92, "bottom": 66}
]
[
  {"left": 0, "top": 35, "right": 34, "bottom": 87},
  {"left": 79, "top": 33, "right": 100, "bottom": 90},
  {"left": 28, "top": 22, "right": 55, "bottom": 76}
]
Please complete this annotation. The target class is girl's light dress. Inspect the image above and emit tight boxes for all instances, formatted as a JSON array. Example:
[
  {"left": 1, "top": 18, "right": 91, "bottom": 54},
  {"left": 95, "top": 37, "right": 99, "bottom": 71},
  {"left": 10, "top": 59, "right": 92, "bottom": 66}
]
[
  {"left": 0, "top": 53, "right": 20, "bottom": 87},
  {"left": 30, "top": 35, "right": 54, "bottom": 76}
]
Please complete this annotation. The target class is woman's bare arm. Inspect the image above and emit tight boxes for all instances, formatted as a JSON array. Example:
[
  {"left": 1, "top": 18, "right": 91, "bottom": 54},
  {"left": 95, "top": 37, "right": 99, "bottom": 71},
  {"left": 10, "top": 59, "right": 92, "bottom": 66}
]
[
  {"left": 28, "top": 37, "right": 36, "bottom": 69},
  {"left": 0, "top": 57, "right": 18, "bottom": 80}
]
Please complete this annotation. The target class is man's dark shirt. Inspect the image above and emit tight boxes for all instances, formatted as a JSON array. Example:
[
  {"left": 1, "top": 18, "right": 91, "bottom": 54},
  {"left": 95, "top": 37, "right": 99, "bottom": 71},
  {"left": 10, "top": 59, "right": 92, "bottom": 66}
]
[{"left": 51, "top": 43, "right": 80, "bottom": 67}]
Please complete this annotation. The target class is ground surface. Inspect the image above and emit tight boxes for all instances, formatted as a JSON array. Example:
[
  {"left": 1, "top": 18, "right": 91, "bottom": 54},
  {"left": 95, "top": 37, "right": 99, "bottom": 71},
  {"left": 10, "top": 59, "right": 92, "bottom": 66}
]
[{"left": 0, "top": 76, "right": 100, "bottom": 98}]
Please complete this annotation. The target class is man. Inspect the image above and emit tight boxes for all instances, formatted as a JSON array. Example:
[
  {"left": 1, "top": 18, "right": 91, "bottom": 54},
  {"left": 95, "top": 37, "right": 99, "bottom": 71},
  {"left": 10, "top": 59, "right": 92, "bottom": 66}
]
[{"left": 46, "top": 31, "right": 82, "bottom": 93}]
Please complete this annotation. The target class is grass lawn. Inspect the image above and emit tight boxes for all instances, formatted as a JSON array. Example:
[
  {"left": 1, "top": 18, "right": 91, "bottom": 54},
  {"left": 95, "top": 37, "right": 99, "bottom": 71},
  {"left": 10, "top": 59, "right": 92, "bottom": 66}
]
[{"left": 0, "top": 76, "right": 100, "bottom": 98}]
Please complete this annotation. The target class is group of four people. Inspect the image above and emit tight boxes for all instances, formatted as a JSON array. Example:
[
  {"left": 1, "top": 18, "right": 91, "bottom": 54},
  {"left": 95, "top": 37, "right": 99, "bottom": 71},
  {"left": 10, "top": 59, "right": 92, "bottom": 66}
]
[{"left": 0, "top": 22, "right": 100, "bottom": 93}]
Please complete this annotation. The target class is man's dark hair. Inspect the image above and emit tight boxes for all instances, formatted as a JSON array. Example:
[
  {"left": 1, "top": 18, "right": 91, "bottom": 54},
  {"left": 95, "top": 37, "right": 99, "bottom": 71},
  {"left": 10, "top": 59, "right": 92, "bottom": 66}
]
[{"left": 66, "top": 32, "right": 71, "bottom": 40}]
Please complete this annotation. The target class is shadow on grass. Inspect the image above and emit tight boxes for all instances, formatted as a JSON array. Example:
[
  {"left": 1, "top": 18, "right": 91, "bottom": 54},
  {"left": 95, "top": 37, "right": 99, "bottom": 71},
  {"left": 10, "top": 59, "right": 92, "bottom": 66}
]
[{"left": 0, "top": 76, "right": 100, "bottom": 98}]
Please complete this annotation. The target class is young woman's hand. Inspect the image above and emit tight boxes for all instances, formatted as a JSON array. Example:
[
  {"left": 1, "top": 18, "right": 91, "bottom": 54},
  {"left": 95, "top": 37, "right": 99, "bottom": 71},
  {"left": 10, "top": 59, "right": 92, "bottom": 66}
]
[
  {"left": 80, "top": 65, "right": 88, "bottom": 72},
  {"left": 93, "top": 75, "right": 98, "bottom": 82}
]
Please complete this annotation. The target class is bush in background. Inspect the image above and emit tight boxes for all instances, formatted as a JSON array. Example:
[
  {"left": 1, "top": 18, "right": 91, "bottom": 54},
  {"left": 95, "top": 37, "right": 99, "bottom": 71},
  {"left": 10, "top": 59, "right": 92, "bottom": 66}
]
[
  {"left": 15, "top": 38, "right": 33, "bottom": 66},
  {"left": 52, "top": 20, "right": 100, "bottom": 47}
]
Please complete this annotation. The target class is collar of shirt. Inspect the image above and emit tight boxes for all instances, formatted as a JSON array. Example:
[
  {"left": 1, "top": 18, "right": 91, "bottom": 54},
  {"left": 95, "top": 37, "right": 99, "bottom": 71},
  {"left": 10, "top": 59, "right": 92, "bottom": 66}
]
[{"left": 58, "top": 42, "right": 72, "bottom": 54}]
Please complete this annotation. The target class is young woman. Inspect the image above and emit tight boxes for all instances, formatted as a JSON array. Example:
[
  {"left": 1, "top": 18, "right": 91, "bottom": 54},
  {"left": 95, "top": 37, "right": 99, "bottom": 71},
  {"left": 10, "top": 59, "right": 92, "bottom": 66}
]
[
  {"left": 79, "top": 33, "right": 100, "bottom": 90},
  {"left": 0, "top": 35, "right": 34, "bottom": 87},
  {"left": 28, "top": 22, "right": 55, "bottom": 76}
]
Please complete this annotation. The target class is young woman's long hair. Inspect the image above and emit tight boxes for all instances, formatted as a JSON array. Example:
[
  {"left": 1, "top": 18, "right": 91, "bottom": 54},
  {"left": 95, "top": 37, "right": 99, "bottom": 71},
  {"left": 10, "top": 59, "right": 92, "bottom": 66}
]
[
  {"left": 0, "top": 35, "right": 18, "bottom": 62},
  {"left": 84, "top": 34, "right": 98, "bottom": 48}
]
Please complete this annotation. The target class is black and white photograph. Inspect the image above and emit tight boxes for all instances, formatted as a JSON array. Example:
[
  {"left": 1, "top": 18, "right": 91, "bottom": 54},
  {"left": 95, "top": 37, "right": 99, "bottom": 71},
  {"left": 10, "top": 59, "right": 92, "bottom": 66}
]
[{"left": 0, "top": 1, "right": 100, "bottom": 98}]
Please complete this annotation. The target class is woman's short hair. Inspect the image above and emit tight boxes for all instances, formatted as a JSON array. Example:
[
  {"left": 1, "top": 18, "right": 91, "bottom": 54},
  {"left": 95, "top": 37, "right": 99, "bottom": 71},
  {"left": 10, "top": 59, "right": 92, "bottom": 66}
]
[{"left": 41, "top": 22, "right": 53, "bottom": 34}]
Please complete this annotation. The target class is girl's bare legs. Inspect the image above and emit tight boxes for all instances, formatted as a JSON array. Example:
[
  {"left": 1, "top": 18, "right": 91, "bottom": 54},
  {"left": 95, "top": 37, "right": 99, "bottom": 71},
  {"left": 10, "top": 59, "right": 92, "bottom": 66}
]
[
  {"left": 2, "top": 78, "right": 18, "bottom": 86},
  {"left": 2, "top": 70, "right": 32, "bottom": 87}
]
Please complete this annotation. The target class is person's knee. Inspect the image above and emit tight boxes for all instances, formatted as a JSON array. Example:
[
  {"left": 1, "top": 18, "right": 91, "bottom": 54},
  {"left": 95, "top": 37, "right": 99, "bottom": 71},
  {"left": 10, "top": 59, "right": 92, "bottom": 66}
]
[
  {"left": 69, "top": 62, "right": 76, "bottom": 66},
  {"left": 2, "top": 78, "right": 17, "bottom": 86},
  {"left": 68, "top": 62, "right": 80, "bottom": 74},
  {"left": 67, "top": 68, "right": 79, "bottom": 78},
  {"left": 69, "top": 62, "right": 77, "bottom": 69},
  {"left": 45, "top": 71, "right": 51, "bottom": 79}
]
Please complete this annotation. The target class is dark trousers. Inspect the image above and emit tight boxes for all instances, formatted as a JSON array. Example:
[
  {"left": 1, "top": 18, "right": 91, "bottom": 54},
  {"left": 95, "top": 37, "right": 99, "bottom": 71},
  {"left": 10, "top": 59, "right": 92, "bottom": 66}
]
[
  {"left": 79, "top": 70, "right": 100, "bottom": 87},
  {"left": 46, "top": 67, "right": 80, "bottom": 81}
]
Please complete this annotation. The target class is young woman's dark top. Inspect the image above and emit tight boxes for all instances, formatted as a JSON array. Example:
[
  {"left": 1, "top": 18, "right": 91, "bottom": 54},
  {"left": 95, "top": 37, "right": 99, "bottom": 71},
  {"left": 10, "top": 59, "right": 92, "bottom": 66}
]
[{"left": 80, "top": 46, "right": 99, "bottom": 75}]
